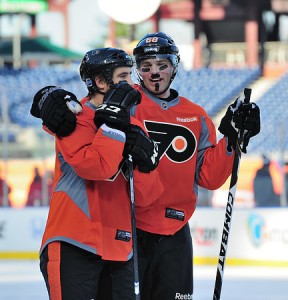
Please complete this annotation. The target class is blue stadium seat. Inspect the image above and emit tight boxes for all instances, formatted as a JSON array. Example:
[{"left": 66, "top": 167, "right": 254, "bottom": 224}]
[
  {"left": 6, "top": 65, "right": 286, "bottom": 156},
  {"left": 248, "top": 72, "right": 288, "bottom": 154}
]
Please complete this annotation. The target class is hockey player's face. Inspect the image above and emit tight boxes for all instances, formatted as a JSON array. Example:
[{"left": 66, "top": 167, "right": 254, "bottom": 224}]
[
  {"left": 139, "top": 58, "right": 174, "bottom": 97},
  {"left": 112, "top": 67, "right": 134, "bottom": 86}
]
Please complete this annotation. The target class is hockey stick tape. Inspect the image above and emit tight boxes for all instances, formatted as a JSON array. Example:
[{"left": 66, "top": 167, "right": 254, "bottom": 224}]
[{"left": 66, "top": 100, "right": 82, "bottom": 114}]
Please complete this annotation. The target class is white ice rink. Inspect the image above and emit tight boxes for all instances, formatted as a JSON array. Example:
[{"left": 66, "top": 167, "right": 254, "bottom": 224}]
[{"left": 0, "top": 260, "right": 288, "bottom": 300}]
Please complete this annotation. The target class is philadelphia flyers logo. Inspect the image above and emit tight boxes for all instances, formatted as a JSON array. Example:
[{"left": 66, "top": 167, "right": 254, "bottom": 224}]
[{"left": 144, "top": 121, "right": 197, "bottom": 163}]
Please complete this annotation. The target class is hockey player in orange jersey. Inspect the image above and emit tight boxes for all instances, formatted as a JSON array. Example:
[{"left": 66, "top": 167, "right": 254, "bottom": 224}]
[{"left": 31, "top": 48, "right": 163, "bottom": 300}]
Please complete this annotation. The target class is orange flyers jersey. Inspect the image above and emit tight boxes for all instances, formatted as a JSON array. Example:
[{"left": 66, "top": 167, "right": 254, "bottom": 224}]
[
  {"left": 132, "top": 85, "right": 235, "bottom": 235},
  {"left": 40, "top": 97, "right": 163, "bottom": 261}
]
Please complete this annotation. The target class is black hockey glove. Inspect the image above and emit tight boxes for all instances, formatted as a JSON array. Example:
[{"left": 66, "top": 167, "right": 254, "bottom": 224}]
[
  {"left": 123, "top": 125, "right": 159, "bottom": 173},
  {"left": 233, "top": 102, "right": 260, "bottom": 153},
  {"left": 103, "top": 81, "right": 141, "bottom": 112},
  {"left": 219, "top": 98, "right": 261, "bottom": 153},
  {"left": 31, "top": 86, "right": 82, "bottom": 137},
  {"left": 94, "top": 104, "right": 130, "bottom": 132},
  {"left": 94, "top": 81, "right": 141, "bottom": 132}
]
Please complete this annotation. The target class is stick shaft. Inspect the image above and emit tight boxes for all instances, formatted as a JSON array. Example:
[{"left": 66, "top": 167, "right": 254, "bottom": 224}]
[
  {"left": 128, "top": 155, "right": 141, "bottom": 300},
  {"left": 213, "top": 88, "right": 251, "bottom": 299},
  {"left": 213, "top": 143, "right": 241, "bottom": 300}
]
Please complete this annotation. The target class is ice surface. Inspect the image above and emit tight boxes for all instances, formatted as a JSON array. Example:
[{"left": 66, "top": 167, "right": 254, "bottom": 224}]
[{"left": 0, "top": 260, "right": 287, "bottom": 300}]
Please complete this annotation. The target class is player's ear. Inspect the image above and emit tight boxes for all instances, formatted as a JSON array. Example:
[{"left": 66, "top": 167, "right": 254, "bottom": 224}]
[{"left": 95, "top": 76, "right": 108, "bottom": 93}]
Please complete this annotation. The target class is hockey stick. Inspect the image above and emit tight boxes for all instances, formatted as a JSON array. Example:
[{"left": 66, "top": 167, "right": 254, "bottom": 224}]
[
  {"left": 213, "top": 88, "right": 251, "bottom": 300},
  {"left": 127, "top": 154, "right": 141, "bottom": 300}
]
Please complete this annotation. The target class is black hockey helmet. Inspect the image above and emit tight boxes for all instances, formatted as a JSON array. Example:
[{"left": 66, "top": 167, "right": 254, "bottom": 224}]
[
  {"left": 79, "top": 47, "right": 133, "bottom": 94},
  {"left": 133, "top": 32, "right": 180, "bottom": 70}
]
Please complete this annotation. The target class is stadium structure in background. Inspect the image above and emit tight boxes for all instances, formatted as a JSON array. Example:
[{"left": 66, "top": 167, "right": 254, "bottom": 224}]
[
  {"left": 158, "top": 0, "right": 288, "bottom": 71},
  {"left": 0, "top": 0, "right": 288, "bottom": 71}
]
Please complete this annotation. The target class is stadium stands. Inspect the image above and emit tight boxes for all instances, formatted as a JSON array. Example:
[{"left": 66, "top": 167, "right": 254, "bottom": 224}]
[
  {"left": 0, "top": 65, "right": 80, "bottom": 158},
  {"left": 0, "top": 64, "right": 84, "bottom": 127},
  {"left": 0, "top": 65, "right": 261, "bottom": 125},
  {"left": 248, "top": 72, "right": 288, "bottom": 154},
  {"left": 2, "top": 65, "right": 287, "bottom": 155}
]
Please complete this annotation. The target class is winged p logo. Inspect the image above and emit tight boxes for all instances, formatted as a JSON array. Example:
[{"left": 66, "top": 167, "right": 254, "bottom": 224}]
[{"left": 144, "top": 120, "right": 197, "bottom": 163}]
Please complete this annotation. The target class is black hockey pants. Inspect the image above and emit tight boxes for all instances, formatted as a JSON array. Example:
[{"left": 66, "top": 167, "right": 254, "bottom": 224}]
[
  {"left": 137, "top": 222, "right": 193, "bottom": 300},
  {"left": 40, "top": 241, "right": 135, "bottom": 300}
]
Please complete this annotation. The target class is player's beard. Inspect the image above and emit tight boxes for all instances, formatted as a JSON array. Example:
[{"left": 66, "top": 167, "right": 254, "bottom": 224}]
[
  {"left": 149, "top": 81, "right": 170, "bottom": 96},
  {"left": 143, "top": 75, "right": 169, "bottom": 96}
]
